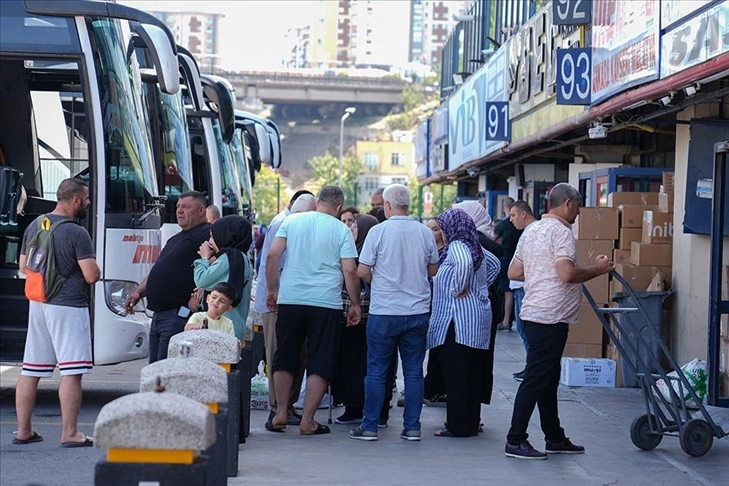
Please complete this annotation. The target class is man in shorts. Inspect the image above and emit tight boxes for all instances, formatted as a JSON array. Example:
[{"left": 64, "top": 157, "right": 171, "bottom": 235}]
[
  {"left": 265, "top": 185, "right": 361, "bottom": 435},
  {"left": 15, "top": 178, "right": 100, "bottom": 447}
]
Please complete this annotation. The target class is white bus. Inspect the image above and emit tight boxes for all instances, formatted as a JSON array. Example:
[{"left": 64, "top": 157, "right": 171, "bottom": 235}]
[{"left": 0, "top": 0, "right": 179, "bottom": 365}]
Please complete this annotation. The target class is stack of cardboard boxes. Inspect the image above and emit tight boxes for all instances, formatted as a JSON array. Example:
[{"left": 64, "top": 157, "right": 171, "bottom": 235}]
[{"left": 570, "top": 206, "right": 619, "bottom": 359}]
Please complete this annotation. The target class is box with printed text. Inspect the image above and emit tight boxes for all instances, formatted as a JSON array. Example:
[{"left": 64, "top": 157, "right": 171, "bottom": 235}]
[{"left": 560, "top": 357, "right": 616, "bottom": 388}]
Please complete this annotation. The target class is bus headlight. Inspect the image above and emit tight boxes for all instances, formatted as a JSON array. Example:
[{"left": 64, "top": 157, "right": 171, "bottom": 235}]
[{"left": 104, "top": 280, "right": 145, "bottom": 316}]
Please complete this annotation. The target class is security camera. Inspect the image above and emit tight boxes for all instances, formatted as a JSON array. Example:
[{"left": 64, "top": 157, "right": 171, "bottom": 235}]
[
  {"left": 466, "top": 167, "right": 479, "bottom": 177},
  {"left": 658, "top": 91, "right": 676, "bottom": 106},
  {"left": 588, "top": 123, "right": 608, "bottom": 139},
  {"left": 684, "top": 83, "right": 700, "bottom": 96}
]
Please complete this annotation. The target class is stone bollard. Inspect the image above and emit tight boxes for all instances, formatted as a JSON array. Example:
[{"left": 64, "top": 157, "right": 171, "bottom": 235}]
[
  {"left": 94, "top": 391, "right": 215, "bottom": 486},
  {"left": 140, "top": 357, "right": 228, "bottom": 486},
  {"left": 169, "top": 330, "right": 241, "bottom": 478}
]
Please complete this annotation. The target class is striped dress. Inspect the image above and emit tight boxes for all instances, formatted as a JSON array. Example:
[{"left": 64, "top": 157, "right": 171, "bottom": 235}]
[{"left": 428, "top": 240, "right": 501, "bottom": 350}]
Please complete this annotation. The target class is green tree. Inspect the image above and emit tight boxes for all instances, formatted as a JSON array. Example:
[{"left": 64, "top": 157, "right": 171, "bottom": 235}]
[
  {"left": 306, "top": 152, "right": 363, "bottom": 208},
  {"left": 252, "top": 166, "right": 288, "bottom": 225},
  {"left": 406, "top": 177, "right": 457, "bottom": 220}
]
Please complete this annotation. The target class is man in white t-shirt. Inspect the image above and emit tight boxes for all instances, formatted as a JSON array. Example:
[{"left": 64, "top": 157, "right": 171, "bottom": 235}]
[
  {"left": 265, "top": 186, "right": 361, "bottom": 435},
  {"left": 349, "top": 184, "right": 439, "bottom": 442},
  {"left": 508, "top": 200, "right": 538, "bottom": 381},
  {"left": 505, "top": 183, "right": 613, "bottom": 460}
]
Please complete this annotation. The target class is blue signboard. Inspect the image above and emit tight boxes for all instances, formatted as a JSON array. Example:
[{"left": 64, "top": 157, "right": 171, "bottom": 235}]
[
  {"left": 484, "top": 102, "right": 511, "bottom": 141},
  {"left": 556, "top": 48, "right": 592, "bottom": 105},
  {"left": 553, "top": 0, "right": 592, "bottom": 25}
]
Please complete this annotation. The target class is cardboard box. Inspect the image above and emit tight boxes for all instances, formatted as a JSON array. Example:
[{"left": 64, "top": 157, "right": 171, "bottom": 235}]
[
  {"left": 573, "top": 207, "right": 619, "bottom": 240},
  {"left": 568, "top": 304, "right": 605, "bottom": 345},
  {"left": 630, "top": 242, "right": 673, "bottom": 266},
  {"left": 583, "top": 273, "right": 610, "bottom": 304},
  {"left": 560, "top": 357, "right": 616, "bottom": 387},
  {"left": 562, "top": 342, "right": 603, "bottom": 359},
  {"left": 613, "top": 249, "right": 632, "bottom": 265},
  {"left": 619, "top": 205, "right": 657, "bottom": 228},
  {"left": 618, "top": 228, "right": 642, "bottom": 249},
  {"left": 613, "top": 263, "right": 672, "bottom": 293},
  {"left": 607, "top": 192, "right": 659, "bottom": 208},
  {"left": 641, "top": 211, "right": 674, "bottom": 244},
  {"left": 575, "top": 240, "right": 614, "bottom": 267},
  {"left": 658, "top": 191, "right": 674, "bottom": 213}
]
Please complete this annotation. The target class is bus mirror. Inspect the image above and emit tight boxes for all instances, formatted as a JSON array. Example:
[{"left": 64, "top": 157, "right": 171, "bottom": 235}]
[
  {"left": 178, "top": 52, "right": 203, "bottom": 111},
  {"left": 254, "top": 124, "right": 271, "bottom": 167},
  {"left": 133, "top": 23, "right": 180, "bottom": 95}
]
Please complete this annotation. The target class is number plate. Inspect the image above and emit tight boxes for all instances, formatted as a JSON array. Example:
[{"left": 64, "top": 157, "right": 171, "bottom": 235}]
[{"left": 556, "top": 48, "right": 592, "bottom": 105}]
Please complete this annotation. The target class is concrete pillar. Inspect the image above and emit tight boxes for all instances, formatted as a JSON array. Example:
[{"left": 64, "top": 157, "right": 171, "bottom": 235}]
[{"left": 94, "top": 392, "right": 215, "bottom": 486}]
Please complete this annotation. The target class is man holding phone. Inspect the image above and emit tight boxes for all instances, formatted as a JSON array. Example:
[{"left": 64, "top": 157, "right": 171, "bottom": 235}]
[{"left": 124, "top": 191, "right": 211, "bottom": 363}]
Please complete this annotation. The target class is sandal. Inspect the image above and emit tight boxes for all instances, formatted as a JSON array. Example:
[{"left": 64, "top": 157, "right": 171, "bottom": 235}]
[
  {"left": 12, "top": 432, "right": 43, "bottom": 445},
  {"left": 434, "top": 428, "right": 458, "bottom": 437},
  {"left": 300, "top": 423, "right": 331, "bottom": 435}
]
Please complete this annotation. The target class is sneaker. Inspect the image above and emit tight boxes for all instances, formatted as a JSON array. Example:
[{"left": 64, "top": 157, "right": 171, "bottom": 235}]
[
  {"left": 400, "top": 429, "right": 421, "bottom": 441},
  {"left": 545, "top": 438, "right": 585, "bottom": 454},
  {"left": 396, "top": 391, "right": 405, "bottom": 407},
  {"left": 497, "top": 322, "right": 513, "bottom": 332},
  {"left": 378, "top": 417, "right": 388, "bottom": 428},
  {"left": 349, "top": 425, "right": 378, "bottom": 441},
  {"left": 513, "top": 369, "right": 526, "bottom": 382},
  {"left": 334, "top": 411, "right": 363, "bottom": 425},
  {"left": 505, "top": 440, "right": 548, "bottom": 460}
]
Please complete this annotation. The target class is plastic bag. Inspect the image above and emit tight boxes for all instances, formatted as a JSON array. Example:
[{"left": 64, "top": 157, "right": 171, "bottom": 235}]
[
  {"left": 250, "top": 360, "right": 269, "bottom": 410},
  {"left": 655, "top": 358, "right": 707, "bottom": 409}
]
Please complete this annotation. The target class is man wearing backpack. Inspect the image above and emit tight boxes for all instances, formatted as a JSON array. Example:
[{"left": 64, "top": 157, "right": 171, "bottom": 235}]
[{"left": 15, "top": 178, "right": 100, "bottom": 447}]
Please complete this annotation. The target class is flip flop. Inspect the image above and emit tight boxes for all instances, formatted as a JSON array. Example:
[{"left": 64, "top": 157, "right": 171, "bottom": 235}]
[
  {"left": 12, "top": 432, "right": 43, "bottom": 444},
  {"left": 300, "top": 423, "right": 330, "bottom": 435},
  {"left": 268, "top": 421, "right": 287, "bottom": 431},
  {"left": 61, "top": 436, "right": 93, "bottom": 448},
  {"left": 265, "top": 420, "right": 284, "bottom": 433}
]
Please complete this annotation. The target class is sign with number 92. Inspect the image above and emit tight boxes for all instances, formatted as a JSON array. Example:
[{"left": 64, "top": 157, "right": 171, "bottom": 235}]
[
  {"left": 484, "top": 102, "right": 510, "bottom": 142},
  {"left": 556, "top": 48, "right": 591, "bottom": 105}
]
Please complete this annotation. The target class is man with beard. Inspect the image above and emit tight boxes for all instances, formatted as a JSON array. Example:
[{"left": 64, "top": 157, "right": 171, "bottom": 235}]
[{"left": 15, "top": 178, "right": 100, "bottom": 447}]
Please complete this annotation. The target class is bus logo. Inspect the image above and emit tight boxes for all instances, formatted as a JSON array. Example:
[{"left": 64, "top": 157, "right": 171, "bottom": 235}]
[{"left": 132, "top": 244, "right": 160, "bottom": 264}]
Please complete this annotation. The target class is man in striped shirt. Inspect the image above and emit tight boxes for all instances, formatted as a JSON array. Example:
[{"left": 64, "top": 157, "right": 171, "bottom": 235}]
[
  {"left": 350, "top": 184, "right": 439, "bottom": 442},
  {"left": 505, "top": 183, "right": 613, "bottom": 460}
]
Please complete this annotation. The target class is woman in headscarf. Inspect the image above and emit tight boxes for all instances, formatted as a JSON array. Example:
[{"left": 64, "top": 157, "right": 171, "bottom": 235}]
[
  {"left": 454, "top": 200, "right": 504, "bottom": 407},
  {"left": 194, "top": 215, "right": 253, "bottom": 341},
  {"left": 333, "top": 213, "right": 380, "bottom": 425},
  {"left": 428, "top": 209, "right": 500, "bottom": 437},
  {"left": 424, "top": 218, "right": 447, "bottom": 406}
]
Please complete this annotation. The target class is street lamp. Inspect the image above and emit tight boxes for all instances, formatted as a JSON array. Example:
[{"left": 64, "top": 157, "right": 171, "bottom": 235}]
[{"left": 339, "top": 106, "right": 356, "bottom": 187}]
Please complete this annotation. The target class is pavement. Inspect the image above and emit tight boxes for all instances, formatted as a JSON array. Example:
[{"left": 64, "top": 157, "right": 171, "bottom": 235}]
[{"left": 2, "top": 329, "right": 728, "bottom": 485}]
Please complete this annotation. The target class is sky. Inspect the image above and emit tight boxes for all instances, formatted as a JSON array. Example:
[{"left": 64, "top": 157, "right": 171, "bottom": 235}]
[{"left": 121, "top": 1, "right": 318, "bottom": 71}]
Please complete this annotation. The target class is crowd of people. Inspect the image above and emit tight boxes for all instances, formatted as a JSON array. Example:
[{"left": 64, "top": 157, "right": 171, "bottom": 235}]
[{"left": 13, "top": 178, "right": 614, "bottom": 460}]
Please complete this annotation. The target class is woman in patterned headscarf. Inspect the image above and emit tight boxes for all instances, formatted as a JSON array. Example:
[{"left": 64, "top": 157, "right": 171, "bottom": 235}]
[{"left": 428, "top": 208, "right": 501, "bottom": 437}]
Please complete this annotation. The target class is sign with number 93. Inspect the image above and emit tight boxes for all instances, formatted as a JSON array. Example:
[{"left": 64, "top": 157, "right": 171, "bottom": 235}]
[{"left": 556, "top": 48, "right": 591, "bottom": 105}]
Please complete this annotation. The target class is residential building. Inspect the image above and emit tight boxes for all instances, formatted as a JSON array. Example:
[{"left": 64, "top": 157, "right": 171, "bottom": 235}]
[
  {"left": 151, "top": 11, "right": 224, "bottom": 72},
  {"left": 410, "top": 1, "right": 470, "bottom": 66},
  {"left": 355, "top": 140, "right": 414, "bottom": 207}
]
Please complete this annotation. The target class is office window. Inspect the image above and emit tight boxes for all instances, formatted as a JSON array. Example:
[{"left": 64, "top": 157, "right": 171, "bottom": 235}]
[
  {"left": 391, "top": 152, "right": 405, "bottom": 166},
  {"left": 364, "top": 178, "right": 378, "bottom": 190},
  {"left": 364, "top": 153, "right": 378, "bottom": 170},
  {"left": 391, "top": 177, "right": 407, "bottom": 185}
]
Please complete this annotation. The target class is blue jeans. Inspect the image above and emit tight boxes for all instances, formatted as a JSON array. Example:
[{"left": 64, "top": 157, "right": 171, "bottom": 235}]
[
  {"left": 513, "top": 288, "right": 528, "bottom": 354},
  {"left": 362, "top": 313, "right": 429, "bottom": 432},
  {"left": 148, "top": 309, "right": 187, "bottom": 363}
]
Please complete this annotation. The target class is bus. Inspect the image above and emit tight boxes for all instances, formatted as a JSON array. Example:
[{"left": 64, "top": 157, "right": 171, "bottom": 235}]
[{"left": 0, "top": 0, "right": 179, "bottom": 365}]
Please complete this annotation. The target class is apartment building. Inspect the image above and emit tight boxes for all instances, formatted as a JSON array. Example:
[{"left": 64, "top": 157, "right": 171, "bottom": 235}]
[
  {"left": 355, "top": 139, "right": 414, "bottom": 207},
  {"left": 151, "top": 10, "right": 224, "bottom": 72}
]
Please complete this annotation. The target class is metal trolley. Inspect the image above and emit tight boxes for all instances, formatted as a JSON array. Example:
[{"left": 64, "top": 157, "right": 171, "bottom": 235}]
[{"left": 582, "top": 271, "right": 727, "bottom": 457}]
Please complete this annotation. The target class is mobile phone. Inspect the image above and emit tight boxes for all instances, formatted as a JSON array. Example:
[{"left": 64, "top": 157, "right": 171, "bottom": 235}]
[{"left": 177, "top": 306, "right": 191, "bottom": 318}]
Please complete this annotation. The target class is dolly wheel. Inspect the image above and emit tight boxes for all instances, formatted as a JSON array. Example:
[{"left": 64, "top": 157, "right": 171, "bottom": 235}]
[
  {"left": 630, "top": 414, "right": 663, "bottom": 451},
  {"left": 679, "top": 419, "right": 713, "bottom": 457}
]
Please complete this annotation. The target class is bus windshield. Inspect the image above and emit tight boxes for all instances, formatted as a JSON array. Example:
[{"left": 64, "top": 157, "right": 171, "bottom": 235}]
[
  {"left": 87, "top": 17, "right": 158, "bottom": 216},
  {"left": 157, "top": 89, "right": 193, "bottom": 221},
  {"left": 230, "top": 129, "right": 253, "bottom": 216},
  {"left": 212, "top": 119, "right": 243, "bottom": 216}
]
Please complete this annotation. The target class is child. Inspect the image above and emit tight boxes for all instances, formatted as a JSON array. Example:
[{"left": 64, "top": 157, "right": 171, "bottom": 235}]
[{"left": 185, "top": 282, "right": 237, "bottom": 337}]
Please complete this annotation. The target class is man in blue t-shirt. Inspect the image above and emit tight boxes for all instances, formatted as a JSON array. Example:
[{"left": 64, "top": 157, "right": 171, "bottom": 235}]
[{"left": 265, "top": 186, "right": 361, "bottom": 435}]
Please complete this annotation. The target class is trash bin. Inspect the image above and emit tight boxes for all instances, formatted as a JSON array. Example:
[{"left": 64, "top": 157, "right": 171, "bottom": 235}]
[{"left": 612, "top": 290, "right": 672, "bottom": 388}]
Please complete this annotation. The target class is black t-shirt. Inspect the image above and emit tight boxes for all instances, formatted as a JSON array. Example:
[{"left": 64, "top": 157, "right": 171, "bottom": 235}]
[
  {"left": 145, "top": 222, "right": 210, "bottom": 311},
  {"left": 495, "top": 217, "right": 522, "bottom": 262}
]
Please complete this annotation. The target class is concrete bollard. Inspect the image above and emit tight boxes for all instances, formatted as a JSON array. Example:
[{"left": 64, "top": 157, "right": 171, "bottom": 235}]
[
  {"left": 140, "top": 358, "right": 228, "bottom": 486},
  {"left": 169, "top": 330, "right": 241, "bottom": 478},
  {"left": 94, "top": 391, "right": 215, "bottom": 486}
]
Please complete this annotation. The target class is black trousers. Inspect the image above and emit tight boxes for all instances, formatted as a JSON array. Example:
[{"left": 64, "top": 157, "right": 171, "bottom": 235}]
[
  {"left": 441, "top": 323, "right": 485, "bottom": 437},
  {"left": 507, "top": 321, "right": 568, "bottom": 444},
  {"left": 424, "top": 346, "right": 445, "bottom": 398}
]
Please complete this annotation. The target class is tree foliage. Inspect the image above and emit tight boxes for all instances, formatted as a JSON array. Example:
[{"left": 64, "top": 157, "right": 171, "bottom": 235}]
[
  {"left": 252, "top": 166, "right": 288, "bottom": 225},
  {"left": 306, "top": 152, "right": 363, "bottom": 208},
  {"left": 406, "top": 174, "right": 458, "bottom": 221}
]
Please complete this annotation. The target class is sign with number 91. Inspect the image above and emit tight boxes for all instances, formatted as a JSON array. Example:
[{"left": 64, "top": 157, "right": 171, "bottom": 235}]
[
  {"left": 484, "top": 102, "right": 510, "bottom": 141},
  {"left": 556, "top": 48, "right": 591, "bottom": 105}
]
